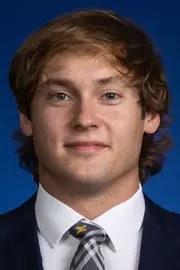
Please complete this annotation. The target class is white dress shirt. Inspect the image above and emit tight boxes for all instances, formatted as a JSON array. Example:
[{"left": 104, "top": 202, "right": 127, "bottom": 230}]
[{"left": 35, "top": 183, "right": 145, "bottom": 270}]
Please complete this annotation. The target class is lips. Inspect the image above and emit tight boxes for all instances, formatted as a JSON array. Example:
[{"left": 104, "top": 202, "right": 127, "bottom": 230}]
[{"left": 64, "top": 141, "right": 108, "bottom": 147}]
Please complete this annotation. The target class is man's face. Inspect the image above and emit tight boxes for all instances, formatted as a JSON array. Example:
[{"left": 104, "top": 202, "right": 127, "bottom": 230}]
[{"left": 20, "top": 54, "right": 160, "bottom": 193}]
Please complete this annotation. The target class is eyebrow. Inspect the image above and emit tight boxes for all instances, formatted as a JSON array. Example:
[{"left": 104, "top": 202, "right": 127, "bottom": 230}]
[{"left": 39, "top": 75, "right": 125, "bottom": 89}]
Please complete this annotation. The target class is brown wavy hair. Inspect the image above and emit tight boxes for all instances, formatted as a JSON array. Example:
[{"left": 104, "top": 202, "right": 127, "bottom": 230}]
[{"left": 9, "top": 9, "right": 172, "bottom": 185}]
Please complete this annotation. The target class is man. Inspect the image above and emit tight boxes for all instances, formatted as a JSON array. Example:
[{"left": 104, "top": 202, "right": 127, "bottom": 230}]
[{"left": 0, "top": 8, "right": 180, "bottom": 270}]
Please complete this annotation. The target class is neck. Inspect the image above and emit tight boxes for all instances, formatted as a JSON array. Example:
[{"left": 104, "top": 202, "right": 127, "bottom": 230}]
[{"left": 39, "top": 168, "right": 140, "bottom": 220}]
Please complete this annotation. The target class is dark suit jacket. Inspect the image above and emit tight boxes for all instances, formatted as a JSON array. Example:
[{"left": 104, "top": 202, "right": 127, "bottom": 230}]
[{"left": 0, "top": 193, "right": 180, "bottom": 270}]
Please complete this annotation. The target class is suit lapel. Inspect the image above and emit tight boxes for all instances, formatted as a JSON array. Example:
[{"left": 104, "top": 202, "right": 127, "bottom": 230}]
[
  {"left": 138, "top": 194, "right": 180, "bottom": 270},
  {"left": 0, "top": 194, "right": 43, "bottom": 270}
]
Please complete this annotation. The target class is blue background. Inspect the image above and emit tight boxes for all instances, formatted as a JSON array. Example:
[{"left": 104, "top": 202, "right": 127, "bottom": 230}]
[{"left": 0, "top": 0, "right": 179, "bottom": 213}]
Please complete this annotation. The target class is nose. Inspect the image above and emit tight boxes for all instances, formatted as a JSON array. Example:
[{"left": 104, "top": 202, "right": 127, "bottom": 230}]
[{"left": 72, "top": 98, "right": 99, "bottom": 130}]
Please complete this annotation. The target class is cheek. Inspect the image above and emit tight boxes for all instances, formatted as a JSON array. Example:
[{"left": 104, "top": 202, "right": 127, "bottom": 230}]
[
  {"left": 31, "top": 108, "right": 65, "bottom": 142},
  {"left": 112, "top": 110, "right": 144, "bottom": 145}
]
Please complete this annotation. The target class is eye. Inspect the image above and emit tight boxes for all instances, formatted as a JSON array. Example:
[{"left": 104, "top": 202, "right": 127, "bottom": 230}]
[
  {"left": 51, "top": 92, "right": 69, "bottom": 101},
  {"left": 102, "top": 92, "right": 121, "bottom": 101}
]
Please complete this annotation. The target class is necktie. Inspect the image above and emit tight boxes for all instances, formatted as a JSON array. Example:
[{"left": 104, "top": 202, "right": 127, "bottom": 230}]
[{"left": 69, "top": 218, "right": 108, "bottom": 270}]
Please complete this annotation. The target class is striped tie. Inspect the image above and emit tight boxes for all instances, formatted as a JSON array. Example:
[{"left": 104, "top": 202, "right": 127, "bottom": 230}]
[{"left": 69, "top": 218, "right": 108, "bottom": 270}]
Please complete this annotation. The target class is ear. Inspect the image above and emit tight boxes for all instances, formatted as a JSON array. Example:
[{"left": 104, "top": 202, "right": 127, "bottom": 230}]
[
  {"left": 19, "top": 111, "right": 32, "bottom": 136},
  {"left": 144, "top": 112, "right": 160, "bottom": 134}
]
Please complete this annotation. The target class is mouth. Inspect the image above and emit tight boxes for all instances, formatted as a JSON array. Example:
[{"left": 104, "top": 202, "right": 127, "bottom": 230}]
[
  {"left": 64, "top": 140, "right": 109, "bottom": 155},
  {"left": 64, "top": 143, "right": 108, "bottom": 155},
  {"left": 65, "top": 144, "right": 106, "bottom": 151}
]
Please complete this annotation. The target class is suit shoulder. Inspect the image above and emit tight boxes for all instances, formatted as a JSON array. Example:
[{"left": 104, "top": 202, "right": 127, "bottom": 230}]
[
  {"left": 145, "top": 194, "right": 180, "bottom": 236},
  {"left": 0, "top": 194, "right": 36, "bottom": 240}
]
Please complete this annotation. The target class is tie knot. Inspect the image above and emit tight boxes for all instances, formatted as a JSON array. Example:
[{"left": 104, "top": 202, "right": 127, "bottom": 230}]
[{"left": 69, "top": 218, "right": 108, "bottom": 244}]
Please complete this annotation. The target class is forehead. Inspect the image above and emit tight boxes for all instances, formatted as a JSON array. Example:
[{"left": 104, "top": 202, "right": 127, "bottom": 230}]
[{"left": 42, "top": 53, "right": 126, "bottom": 80}]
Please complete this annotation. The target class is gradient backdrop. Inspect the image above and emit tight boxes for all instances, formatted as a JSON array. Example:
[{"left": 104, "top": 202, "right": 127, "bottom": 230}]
[{"left": 0, "top": 0, "right": 179, "bottom": 214}]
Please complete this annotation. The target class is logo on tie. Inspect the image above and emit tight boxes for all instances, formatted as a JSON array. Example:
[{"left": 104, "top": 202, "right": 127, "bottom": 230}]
[{"left": 76, "top": 225, "right": 86, "bottom": 235}]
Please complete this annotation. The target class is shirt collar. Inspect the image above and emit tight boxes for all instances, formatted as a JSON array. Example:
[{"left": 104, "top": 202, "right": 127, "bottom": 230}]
[
  {"left": 35, "top": 184, "right": 84, "bottom": 247},
  {"left": 93, "top": 185, "right": 145, "bottom": 252},
  {"left": 35, "top": 183, "right": 145, "bottom": 252}
]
